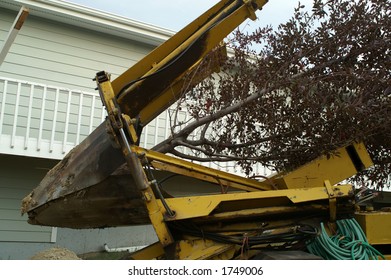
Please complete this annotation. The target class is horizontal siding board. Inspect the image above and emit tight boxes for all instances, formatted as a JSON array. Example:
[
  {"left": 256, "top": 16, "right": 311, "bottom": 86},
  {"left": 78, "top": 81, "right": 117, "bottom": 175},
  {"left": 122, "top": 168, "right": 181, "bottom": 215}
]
[
  {"left": 0, "top": 61, "right": 95, "bottom": 92},
  {"left": 6, "top": 52, "right": 111, "bottom": 82},
  {"left": 0, "top": 22, "right": 11, "bottom": 31},
  {"left": 0, "top": 162, "right": 51, "bottom": 173},
  {"left": 23, "top": 15, "right": 150, "bottom": 56},
  {"left": 0, "top": 9, "right": 151, "bottom": 60},
  {"left": 0, "top": 230, "right": 52, "bottom": 243},
  {"left": 10, "top": 41, "right": 132, "bottom": 73},
  {"left": 0, "top": 155, "right": 56, "bottom": 242},
  {"left": 0, "top": 173, "right": 43, "bottom": 186},
  {"left": 0, "top": 209, "right": 25, "bottom": 221},
  {"left": 0, "top": 11, "right": 153, "bottom": 91},
  {"left": 0, "top": 177, "right": 40, "bottom": 190},
  {"left": 0, "top": 187, "right": 30, "bottom": 199},
  {"left": 0, "top": 170, "right": 54, "bottom": 180},
  {"left": 3, "top": 106, "right": 18, "bottom": 117},
  {"left": 0, "top": 219, "right": 51, "bottom": 233},
  {"left": 0, "top": 198, "right": 20, "bottom": 210}
]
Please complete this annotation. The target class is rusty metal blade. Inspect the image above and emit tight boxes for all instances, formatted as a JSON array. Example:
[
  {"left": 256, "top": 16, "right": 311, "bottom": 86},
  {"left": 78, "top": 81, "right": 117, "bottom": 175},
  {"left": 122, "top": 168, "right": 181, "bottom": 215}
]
[
  {"left": 25, "top": 174, "right": 149, "bottom": 229},
  {"left": 21, "top": 122, "right": 125, "bottom": 215}
]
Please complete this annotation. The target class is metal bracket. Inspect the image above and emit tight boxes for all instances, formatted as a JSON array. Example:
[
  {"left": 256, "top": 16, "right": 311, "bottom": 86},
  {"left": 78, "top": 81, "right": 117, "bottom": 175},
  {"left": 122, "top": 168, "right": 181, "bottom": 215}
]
[
  {"left": 94, "top": 71, "right": 139, "bottom": 147},
  {"left": 244, "top": 0, "right": 258, "bottom": 20},
  {"left": 324, "top": 180, "right": 337, "bottom": 223}
]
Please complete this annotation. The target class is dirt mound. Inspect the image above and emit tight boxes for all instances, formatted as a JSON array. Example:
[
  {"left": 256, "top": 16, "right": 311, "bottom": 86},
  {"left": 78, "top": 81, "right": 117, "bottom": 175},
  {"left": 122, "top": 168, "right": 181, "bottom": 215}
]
[{"left": 30, "top": 247, "right": 81, "bottom": 260}]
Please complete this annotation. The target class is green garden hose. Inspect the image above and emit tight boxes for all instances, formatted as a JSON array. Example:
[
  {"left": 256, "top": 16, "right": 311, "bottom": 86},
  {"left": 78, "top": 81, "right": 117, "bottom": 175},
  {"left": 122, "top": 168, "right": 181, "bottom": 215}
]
[{"left": 306, "top": 218, "right": 385, "bottom": 260}]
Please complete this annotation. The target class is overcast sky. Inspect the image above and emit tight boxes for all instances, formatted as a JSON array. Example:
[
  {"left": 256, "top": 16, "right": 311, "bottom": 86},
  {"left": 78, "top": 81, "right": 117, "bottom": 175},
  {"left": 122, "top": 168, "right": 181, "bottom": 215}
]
[{"left": 64, "top": 0, "right": 314, "bottom": 32}]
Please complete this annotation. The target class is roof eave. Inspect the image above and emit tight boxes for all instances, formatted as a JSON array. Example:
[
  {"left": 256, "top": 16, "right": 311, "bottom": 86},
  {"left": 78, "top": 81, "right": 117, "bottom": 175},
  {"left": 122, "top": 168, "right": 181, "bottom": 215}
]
[{"left": 1, "top": 0, "right": 175, "bottom": 46}]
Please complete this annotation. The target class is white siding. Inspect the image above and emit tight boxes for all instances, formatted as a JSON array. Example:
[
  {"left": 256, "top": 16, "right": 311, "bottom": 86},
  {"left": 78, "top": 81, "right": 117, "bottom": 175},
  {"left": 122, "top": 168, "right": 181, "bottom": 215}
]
[
  {"left": 0, "top": 8, "right": 155, "bottom": 92},
  {"left": 0, "top": 154, "right": 56, "bottom": 242}
]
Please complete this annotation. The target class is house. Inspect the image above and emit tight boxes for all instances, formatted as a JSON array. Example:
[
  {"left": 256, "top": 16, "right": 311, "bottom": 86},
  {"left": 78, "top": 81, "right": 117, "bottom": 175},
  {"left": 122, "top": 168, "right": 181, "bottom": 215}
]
[{"left": 0, "top": 0, "right": 177, "bottom": 259}]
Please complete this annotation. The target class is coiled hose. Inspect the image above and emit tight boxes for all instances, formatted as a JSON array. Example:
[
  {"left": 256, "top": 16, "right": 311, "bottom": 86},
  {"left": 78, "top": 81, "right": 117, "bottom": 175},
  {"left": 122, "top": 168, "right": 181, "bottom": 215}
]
[{"left": 306, "top": 218, "right": 385, "bottom": 260}]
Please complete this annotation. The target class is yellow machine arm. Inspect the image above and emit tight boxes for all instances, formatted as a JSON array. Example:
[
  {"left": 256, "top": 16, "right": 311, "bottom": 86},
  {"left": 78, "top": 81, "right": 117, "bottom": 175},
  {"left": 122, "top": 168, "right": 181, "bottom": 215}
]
[
  {"left": 112, "top": 0, "right": 265, "bottom": 126},
  {"left": 21, "top": 0, "right": 269, "bottom": 217}
]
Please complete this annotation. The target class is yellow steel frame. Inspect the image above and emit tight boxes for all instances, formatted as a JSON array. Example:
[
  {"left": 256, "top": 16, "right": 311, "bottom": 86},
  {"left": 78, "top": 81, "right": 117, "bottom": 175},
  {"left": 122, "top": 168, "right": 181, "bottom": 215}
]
[
  {"left": 161, "top": 184, "right": 353, "bottom": 221},
  {"left": 129, "top": 239, "right": 237, "bottom": 260},
  {"left": 194, "top": 204, "right": 330, "bottom": 224},
  {"left": 175, "top": 239, "right": 237, "bottom": 260},
  {"left": 271, "top": 142, "right": 373, "bottom": 189},
  {"left": 355, "top": 211, "right": 391, "bottom": 260},
  {"left": 132, "top": 145, "right": 274, "bottom": 192},
  {"left": 129, "top": 139, "right": 359, "bottom": 259},
  {"left": 129, "top": 242, "right": 165, "bottom": 260},
  {"left": 355, "top": 211, "right": 391, "bottom": 245}
]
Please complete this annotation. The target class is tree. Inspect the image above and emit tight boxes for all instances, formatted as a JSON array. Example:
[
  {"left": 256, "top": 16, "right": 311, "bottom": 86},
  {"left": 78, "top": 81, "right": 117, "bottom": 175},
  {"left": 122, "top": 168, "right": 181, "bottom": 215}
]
[{"left": 152, "top": 0, "right": 391, "bottom": 189}]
